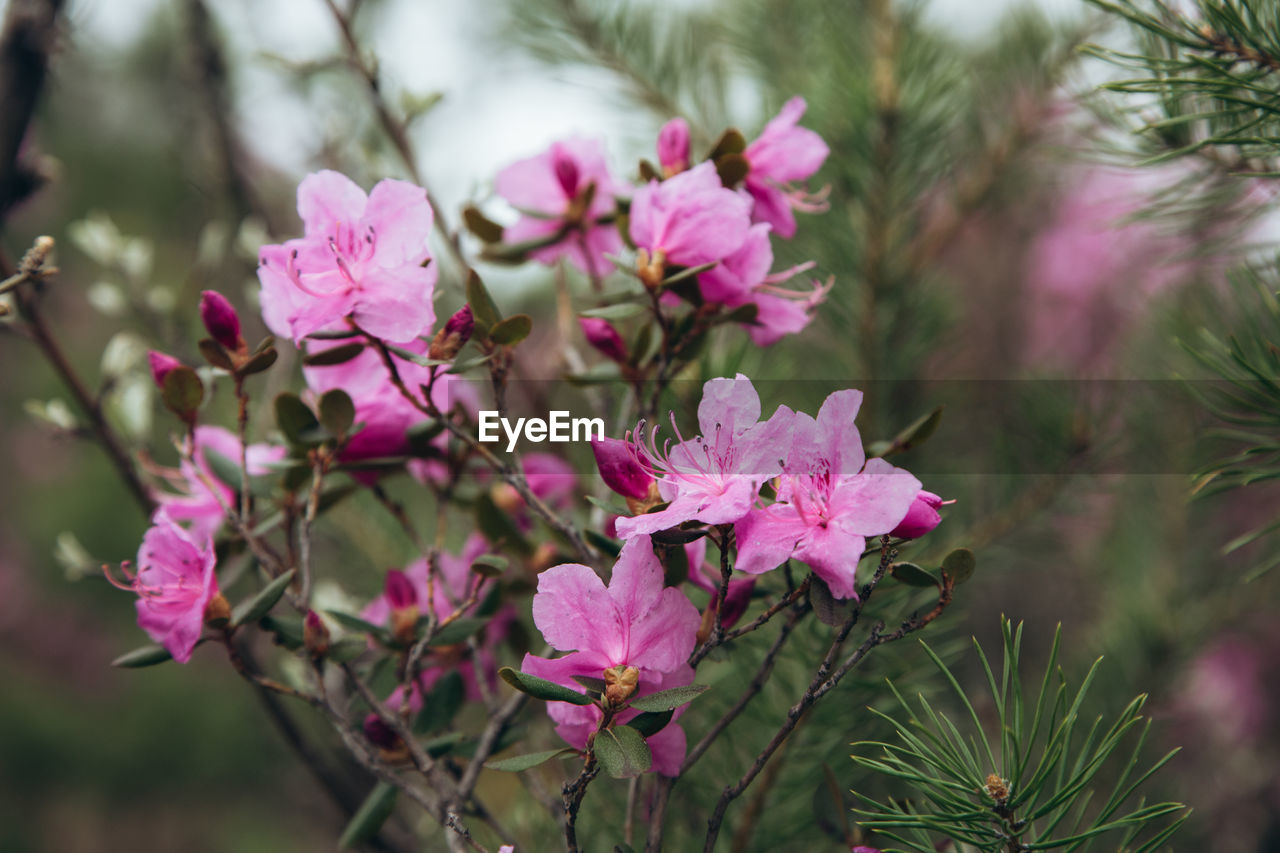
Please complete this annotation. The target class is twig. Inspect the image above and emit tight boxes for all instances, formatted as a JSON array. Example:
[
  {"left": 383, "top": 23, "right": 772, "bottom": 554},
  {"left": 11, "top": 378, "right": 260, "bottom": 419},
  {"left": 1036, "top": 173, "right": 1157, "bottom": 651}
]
[{"left": 0, "top": 0, "right": 64, "bottom": 215}]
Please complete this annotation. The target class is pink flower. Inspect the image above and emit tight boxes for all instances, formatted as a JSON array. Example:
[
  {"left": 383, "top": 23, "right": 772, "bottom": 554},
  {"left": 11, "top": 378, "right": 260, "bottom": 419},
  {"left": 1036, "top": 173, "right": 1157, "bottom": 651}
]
[
  {"left": 592, "top": 436, "right": 655, "bottom": 502},
  {"left": 154, "top": 426, "right": 286, "bottom": 539},
  {"left": 110, "top": 509, "right": 219, "bottom": 663},
  {"left": 743, "top": 97, "right": 830, "bottom": 238},
  {"left": 521, "top": 537, "right": 702, "bottom": 775},
  {"left": 199, "top": 290, "right": 242, "bottom": 350},
  {"left": 616, "top": 374, "right": 796, "bottom": 538},
  {"left": 580, "top": 317, "right": 628, "bottom": 363},
  {"left": 494, "top": 136, "right": 622, "bottom": 278},
  {"left": 629, "top": 162, "right": 752, "bottom": 270},
  {"left": 657, "top": 117, "right": 691, "bottom": 176},
  {"left": 257, "top": 170, "right": 437, "bottom": 344},
  {"left": 891, "top": 490, "right": 947, "bottom": 539},
  {"left": 735, "top": 390, "right": 920, "bottom": 598},
  {"left": 697, "top": 223, "right": 826, "bottom": 346},
  {"left": 147, "top": 350, "right": 182, "bottom": 389}
]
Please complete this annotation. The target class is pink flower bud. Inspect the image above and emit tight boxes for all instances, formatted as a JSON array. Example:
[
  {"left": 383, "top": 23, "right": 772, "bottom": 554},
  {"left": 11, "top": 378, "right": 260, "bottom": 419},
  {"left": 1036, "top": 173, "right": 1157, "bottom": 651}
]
[
  {"left": 148, "top": 350, "right": 182, "bottom": 389},
  {"left": 890, "top": 490, "right": 946, "bottom": 539},
  {"left": 591, "top": 436, "right": 653, "bottom": 501},
  {"left": 199, "top": 290, "right": 242, "bottom": 349},
  {"left": 384, "top": 569, "right": 416, "bottom": 609},
  {"left": 303, "top": 610, "right": 330, "bottom": 658},
  {"left": 580, "top": 317, "right": 628, "bottom": 363},
  {"left": 429, "top": 304, "right": 474, "bottom": 360},
  {"left": 657, "top": 117, "right": 691, "bottom": 174},
  {"left": 552, "top": 148, "right": 581, "bottom": 197},
  {"left": 362, "top": 713, "right": 400, "bottom": 750}
]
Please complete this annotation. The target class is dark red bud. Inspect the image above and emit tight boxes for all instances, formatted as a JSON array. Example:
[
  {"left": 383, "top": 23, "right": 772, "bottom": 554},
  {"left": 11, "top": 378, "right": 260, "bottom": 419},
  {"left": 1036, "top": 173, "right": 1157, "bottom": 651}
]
[
  {"left": 199, "top": 290, "right": 242, "bottom": 350},
  {"left": 384, "top": 569, "right": 416, "bottom": 609}
]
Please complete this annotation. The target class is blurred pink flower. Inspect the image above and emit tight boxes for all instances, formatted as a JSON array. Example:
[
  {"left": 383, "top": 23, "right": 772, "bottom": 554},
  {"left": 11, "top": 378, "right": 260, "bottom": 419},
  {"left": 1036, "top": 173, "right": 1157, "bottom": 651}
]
[
  {"left": 617, "top": 374, "right": 795, "bottom": 538},
  {"left": 735, "top": 390, "right": 920, "bottom": 598},
  {"left": 657, "top": 117, "right": 691, "bottom": 176},
  {"left": 697, "top": 222, "right": 825, "bottom": 346},
  {"left": 521, "top": 537, "right": 702, "bottom": 775},
  {"left": 494, "top": 136, "right": 623, "bottom": 278},
  {"left": 155, "top": 426, "right": 285, "bottom": 539},
  {"left": 258, "top": 170, "right": 437, "bottom": 344},
  {"left": 579, "top": 316, "right": 629, "bottom": 362},
  {"left": 110, "top": 509, "right": 219, "bottom": 663},
  {"left": 743, "top": 97, "right": 830, "bottom": 238},
  {"left": 1182, "top": 638, "right": 1269, "bottom": 743}
]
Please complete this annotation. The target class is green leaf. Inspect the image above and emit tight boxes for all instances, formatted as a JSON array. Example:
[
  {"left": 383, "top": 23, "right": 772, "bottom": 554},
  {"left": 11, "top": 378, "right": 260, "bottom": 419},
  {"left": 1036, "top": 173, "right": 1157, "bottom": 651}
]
[
  {"left": 499, "top": 666, "right": 593, "bottom": 705},
  {"left": 231, "top": 570, "right": 296, "bottom": 627},
  {"left": 202, "top": 446, "right": 244, "bottom": 493},
  {"left": 628, "top": 709, "right": 674, "bottom": 737},
  {"left": 871, "top": 406, "right": 944, "bottom": 458},
  {"left": 111, "top": 644, "right": 172, "bottom": 668},
  {"left": 809, "top": 573, "right": 853, "bottom": 626},
  {"left": 466, "top": 270, "right": 502, "bottom": 338},
  {"left": 661, "top": 261, "right": 718, "bottom": 288},
  {"left": 338, "top": 782, "right": 397, "bottom": 850},
  {"left": 715, "top": 152, "right": 750, "bottom": 186},
  {"left": 941, "top": 548, "right": 976, "bottom": 585},
  {"left": 161, "top": 366, "right": 204, "bottom": 418},
  {"left": 485, "top": 747, "right": 578, "bottom": 772},
  {"left": 260, "top": 614, "right": 304, "bottom": 650},
  {"left": 462, "top": 204, "right": 504, "bottom": 243},
  {"left": 318, "top": 389, "right": 356, "bottom": 437},
  {"left": 274, "top": 392, "right": 322, "bottom": 447},
  {"left": 585, "top": 528, "right": 622, "bottom": 558},
  {"left": 571, "top": 675, "right": 607, "bottom": 693},
  {"left": 428, "top": 617, "right": 488, "bottom": 646},
  {"left": 198, "top": 338, "right": 234, "bottom": 370},
  {"left": 594, "top": 725, "right": 652, "bottom": 778},
  {"left": 707, "top": 127, "right": 746, "bottom": 159},
  {"left": 237, "top": 346, "right": 278, "bottom": 377},
  {"left": 891, "top": 561, "right": 940, "bottom": 587},
  {"left": 470, "top": 554, "right": 508, "bottom": 577},
  {"left": 475, "top": 492, "right": 532, "bottom": 556},
  {"left": 414, "top": 670, "right": 465, "bottom": 734},
  {"left": 489, "top": 313, "right": 533, "bottom": 346},
  {"left": 581, "top": 301, "right": 647, "bottom": 320},
  {"left": 629, "top": 684, "right": 710, "bottom": 712},
  {"left": 303, "top": 342, "right": 365, "bottom": 366},
  {"left": 326, "top": 610, "right": 389, "bottom": 641}
]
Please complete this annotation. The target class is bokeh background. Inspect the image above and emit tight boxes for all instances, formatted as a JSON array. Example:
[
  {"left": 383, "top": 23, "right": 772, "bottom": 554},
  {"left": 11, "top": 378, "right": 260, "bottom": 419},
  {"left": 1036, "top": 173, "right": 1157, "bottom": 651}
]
[{"left": 2, "top": 0, "right": 1279, "bottom": 850}]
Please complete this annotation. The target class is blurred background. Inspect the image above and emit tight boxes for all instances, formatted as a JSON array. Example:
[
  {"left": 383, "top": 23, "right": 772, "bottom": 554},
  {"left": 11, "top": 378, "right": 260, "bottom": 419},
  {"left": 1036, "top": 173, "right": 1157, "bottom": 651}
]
[{"left": 2, "top": 0, "right": 1279, "bottom": 850}]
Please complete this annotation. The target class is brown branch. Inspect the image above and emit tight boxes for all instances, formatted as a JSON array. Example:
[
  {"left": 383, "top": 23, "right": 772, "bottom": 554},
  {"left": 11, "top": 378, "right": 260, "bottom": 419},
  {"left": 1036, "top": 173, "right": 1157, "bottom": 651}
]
[{"left": 0, "top": 0, "right": 63, "bottom": 216}]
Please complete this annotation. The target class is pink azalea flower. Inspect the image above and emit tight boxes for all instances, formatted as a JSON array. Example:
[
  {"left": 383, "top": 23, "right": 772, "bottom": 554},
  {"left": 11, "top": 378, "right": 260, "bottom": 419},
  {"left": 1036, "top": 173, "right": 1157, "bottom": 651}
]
[
  {"left": 743, "top": 97, "right": 830, "bottom": 238},
  {"left": 657, "top": 117, "right": 691, "bottom": 176},
  {"left": 735, "top": 390, "right": 920, "bottom": 598},
  {"left": 629, "top": 161, "right": 753, "bottom": 270},
  {"left": 361, "top": 534, "right": 516, "bottom": 700},
  {"left": 616, "top": 374, "right": 796, "bottom": 538},
  {"left": 521, "top": 537, "right": 702, "bottom": 775},
  {"left": 109, "top": 509, "right": 219, "bottom": 663},
  {"left": 257, "top": 170, "right": 437, "bottom": 344},
  {"left": 697, "top": 223, "right": 827, "bottom": 346},
  {"left": 494, "top": 136, "right": 622, "bottom": 278},
  {"left": 155, "top": 426, "right": 286, "bottom": 539}
]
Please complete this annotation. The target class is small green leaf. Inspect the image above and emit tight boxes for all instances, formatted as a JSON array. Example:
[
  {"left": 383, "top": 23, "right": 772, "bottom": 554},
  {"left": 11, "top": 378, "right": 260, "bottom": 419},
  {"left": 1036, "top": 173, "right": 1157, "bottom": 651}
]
[
  {"left": 661, "top": 261, "right": 718, "bottom": 288},
  {"left": 485, "top": 747, "right": 578, "bottom": 772},
  {"left": 628, "top": 710, "right": 674, "bottom": 737},
  {"left": 628, "top": 684, "right": 709, "bottom": 712},
  {"left": 198, "top": 338, "right": 234, "bottom": 370},
  {"left": 475, "top": 492, "right": 532, "bottom": 556},
  {"left": 581, "top": 301, "right": 647, "bottom": 321},
  {"left": 470, "top": 554, "right": 508, "bottom": 577},
  {"left": 338, "top": 782, "right": 397, "bottom": 850},
  {"left": 303, "top": 342, "right": 365, "bottom": 366},
  {"left": 232, "top": 569, "right": 296, "bottom": 627},
  {"left": 707, "top": 127, "right": 746, "bottom": 159},
  {"left": 489, "top": 313, "right": 533, "bottom": 346},
  {"left": 447, "top": 352, "right": 496, "bottom": 374},
  {"left": 111, "top": 644, "right": 172, "bottom": 668},
  {"left": 571, "top": 675, "right": 607, "bottom": 693},
  {"left": 890, "top": 561, "right": 940, "bottom": 587},
  {"left": 428, "top": 617, "right": 488, "bottom": 646},
  {"left": 462, "top": 204, "right": 504, "bottom": 243},
  {"left": 326, "top": 610, "right": 388, "bottom": 639},
  {"left": 275, "top": 392, "right": 321, "bottom": 447},
  {"left": 414, "top": 670, "right": 465, "bottom": 734},
  {"left": 871, "top": 406, "right": 944, "bottom": 457},
  {"left": 260, "top": 614, "right": 304, "bottom": 649},
  {"left": 237, "top": 346, "right": 278, "bottom": 377},
  {"left": 595, "top": 725, "right": 652, "bottom": 778},
  {"left": 466, "top": 270, "right": 502, "bottom": 338},
  {"left": 941, "top": 548, "right": 976, "bottom": 584},
  {"left": 499, "top": 666, "right": 594, "bottom": 705},
  {"left": 318, "top": 389, "right": 356, "bottom": 437},
  {"left": 809, "top": 573, "right": 853, "bottom": 625},
  {"left": 715, "top": 153, "right": 750, "bottom": 187},
  {"left": 202, "top": 446, "right": 243, "bottom": 492},
  {"left": 161, "top": 366, "right": 204, "bottom": 418},
  {"left": 383, "top": 343, "right": 448, "bottom": 368},
  {"left": 585, "top": 528, "right": 622, "bottom": 557}
]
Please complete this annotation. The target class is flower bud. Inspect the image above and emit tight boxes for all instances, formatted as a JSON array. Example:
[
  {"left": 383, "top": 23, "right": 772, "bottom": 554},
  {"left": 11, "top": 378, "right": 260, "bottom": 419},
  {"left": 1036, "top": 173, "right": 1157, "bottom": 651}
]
[
  {"left": 148, "top": 350, "right": 182, "bottom": 390},
  {"left": 490, "top": 481, "right": 523, "bottom": 515},
  {"left": 203, "top": 592, "right": 231, "bottom": 628},
  {"left": 591, "top": 437, "right": 654, "bottom": 501},
  {"left": 384, "top": 570, "right": 420, "bottom": 645},
  {"left": 428, "top": 305, "right": 474, "bottom": 361},
  {"left": 580, "top": 317, "right": 628, "bottom": 363},
  {"left": 304, "top": 609, "right": 330, "bottom": 658},
  {"left": 603, "top": 664, "right": 640, "bottom": 707},
  {"left": 362, "top": 712, "right": 405, "bottom": 758},
  {"left": 657, "top": 117, "right": 691, "bottom": 176},
  {"left": 890, "top": 490, "right": 947, "bottom": 539},
  {"left": 552, "top": 149, "right": 581, "bottom": 198},
  {"left": 199, "top": 290, "right": 242, "bottom": 350}
]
